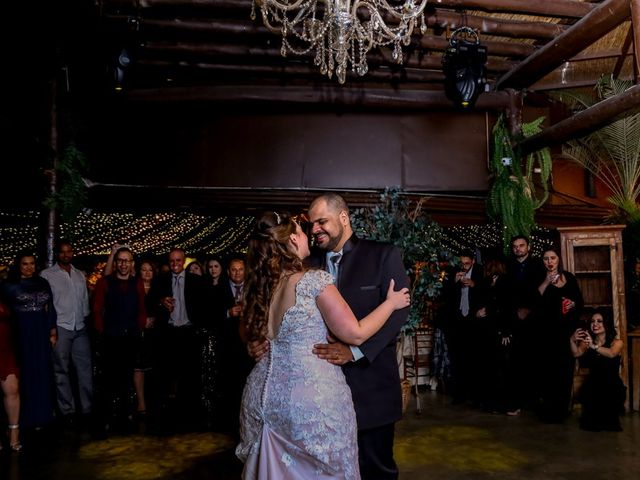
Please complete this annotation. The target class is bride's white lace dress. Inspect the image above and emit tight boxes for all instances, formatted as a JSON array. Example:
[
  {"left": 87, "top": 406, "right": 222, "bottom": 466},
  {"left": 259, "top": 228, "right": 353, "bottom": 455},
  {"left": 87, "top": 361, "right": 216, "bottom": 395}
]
[{"left": 236, "top": 270, "right": 359, "bottom": 479}]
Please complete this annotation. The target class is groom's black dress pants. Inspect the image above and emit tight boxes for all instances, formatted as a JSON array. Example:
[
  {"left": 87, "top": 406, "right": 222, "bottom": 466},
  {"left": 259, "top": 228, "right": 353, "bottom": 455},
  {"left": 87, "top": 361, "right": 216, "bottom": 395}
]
[{"left": 358, "top": 422, "right": 398, "bottom": 480}]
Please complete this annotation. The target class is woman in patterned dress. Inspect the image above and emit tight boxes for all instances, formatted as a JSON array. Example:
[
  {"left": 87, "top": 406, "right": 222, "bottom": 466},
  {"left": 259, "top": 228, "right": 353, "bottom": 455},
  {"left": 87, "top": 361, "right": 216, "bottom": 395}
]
[{"left": 1, "top": 253, "right": 57, "bottom": 430}]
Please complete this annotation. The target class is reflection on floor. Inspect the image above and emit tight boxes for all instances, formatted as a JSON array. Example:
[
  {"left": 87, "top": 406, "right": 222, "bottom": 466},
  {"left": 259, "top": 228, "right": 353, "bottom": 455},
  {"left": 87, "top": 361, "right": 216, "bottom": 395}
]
[
  {"left": 78, "top": 432, "right": 235, "bottom": 479},
  {"left": 2, "top": 390, "right": 639, "bottom": 479},
  {"left": 396, "top": 425, "right": 528, "bottom": 473}
]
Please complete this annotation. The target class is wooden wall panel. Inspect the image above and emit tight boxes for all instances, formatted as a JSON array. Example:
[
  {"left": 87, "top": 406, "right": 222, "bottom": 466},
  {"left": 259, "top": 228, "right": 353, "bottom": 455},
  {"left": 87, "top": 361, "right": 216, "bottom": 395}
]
[{"left": 90, "top": 107, "right": 489, "bottom": 192}]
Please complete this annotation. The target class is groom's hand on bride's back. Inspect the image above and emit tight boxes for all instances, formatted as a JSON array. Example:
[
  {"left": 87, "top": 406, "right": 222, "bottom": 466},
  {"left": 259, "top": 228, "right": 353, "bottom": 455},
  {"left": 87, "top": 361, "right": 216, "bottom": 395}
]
[
  {"left": 313, "top": 335, "right": 353, "bottom": 365},
  {"left": 247, "top": 339, "right": 270, "bottom": 362}
]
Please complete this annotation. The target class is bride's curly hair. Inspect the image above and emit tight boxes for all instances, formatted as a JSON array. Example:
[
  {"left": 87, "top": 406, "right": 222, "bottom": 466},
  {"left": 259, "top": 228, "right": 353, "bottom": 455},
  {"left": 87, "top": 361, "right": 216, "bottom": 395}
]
[{"left": 243, "top": 211, "right": 305, "bottom": 342}]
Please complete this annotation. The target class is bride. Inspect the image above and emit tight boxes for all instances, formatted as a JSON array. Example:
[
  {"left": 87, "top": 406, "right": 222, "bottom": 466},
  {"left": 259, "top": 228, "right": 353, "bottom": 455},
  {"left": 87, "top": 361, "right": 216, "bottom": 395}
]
[{"left": 236, "top": 212, "right": 410, "bottom": 479}]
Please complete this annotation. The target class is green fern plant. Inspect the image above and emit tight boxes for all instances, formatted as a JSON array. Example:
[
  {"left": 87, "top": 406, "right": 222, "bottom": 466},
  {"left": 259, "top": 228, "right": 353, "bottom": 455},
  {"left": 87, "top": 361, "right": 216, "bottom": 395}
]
[
  {"left": 554, "top": 75, "right": 640, "bottom": 222},
  {"left": 487, "top": 115, "right": 552, "bottom": 252}
]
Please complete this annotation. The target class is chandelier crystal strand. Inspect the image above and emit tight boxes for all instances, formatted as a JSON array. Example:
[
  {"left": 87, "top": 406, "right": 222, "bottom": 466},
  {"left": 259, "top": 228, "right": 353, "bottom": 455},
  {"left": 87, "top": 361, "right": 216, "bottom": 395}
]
[{"left": 254, "top": 0, "right": 428, "bottom": 84}]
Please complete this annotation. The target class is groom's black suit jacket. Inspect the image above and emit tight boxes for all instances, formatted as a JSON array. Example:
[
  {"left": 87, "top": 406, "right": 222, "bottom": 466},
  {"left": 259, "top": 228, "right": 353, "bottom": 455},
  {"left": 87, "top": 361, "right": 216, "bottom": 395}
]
[{"left": 310, "top": 234, "right": 410, "bottom": 430}]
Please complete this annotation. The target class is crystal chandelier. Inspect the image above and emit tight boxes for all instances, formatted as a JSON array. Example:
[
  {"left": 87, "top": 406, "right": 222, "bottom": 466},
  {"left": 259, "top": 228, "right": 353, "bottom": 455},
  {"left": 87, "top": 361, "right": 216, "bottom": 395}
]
[{"left": 252, "top": 0, "right": 429, "bottom": 84}]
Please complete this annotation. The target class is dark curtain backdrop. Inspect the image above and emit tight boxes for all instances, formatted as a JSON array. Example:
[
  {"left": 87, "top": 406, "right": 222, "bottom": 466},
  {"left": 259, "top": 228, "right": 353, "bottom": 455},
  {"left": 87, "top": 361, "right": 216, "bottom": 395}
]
[{"left": 89, "top": 106, "right": 489, "bottom": 192}]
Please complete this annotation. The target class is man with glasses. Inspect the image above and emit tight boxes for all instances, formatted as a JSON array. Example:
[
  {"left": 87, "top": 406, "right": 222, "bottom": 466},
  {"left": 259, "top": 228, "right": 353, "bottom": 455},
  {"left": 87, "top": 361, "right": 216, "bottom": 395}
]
[{"left": 92, "top": 247, "right": 147, "bottom": 432}]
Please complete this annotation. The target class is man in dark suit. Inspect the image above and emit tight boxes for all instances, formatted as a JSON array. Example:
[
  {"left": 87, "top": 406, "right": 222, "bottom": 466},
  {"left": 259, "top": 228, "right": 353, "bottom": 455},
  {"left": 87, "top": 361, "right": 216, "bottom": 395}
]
[
  {"left": 503, "top": 235, "right": 546, "bottom": 413},
  {"left": 308, "top": 193, "right": 410, "bottom": 480},
  {"left": 441, "top": 249, "right": 484, "bottom": 404},
  {"left": 218, "top": 256, "right": 253, "bottom": 436},
  {"left": 154, "top": 247, "right": 207, "bottom": 426}
]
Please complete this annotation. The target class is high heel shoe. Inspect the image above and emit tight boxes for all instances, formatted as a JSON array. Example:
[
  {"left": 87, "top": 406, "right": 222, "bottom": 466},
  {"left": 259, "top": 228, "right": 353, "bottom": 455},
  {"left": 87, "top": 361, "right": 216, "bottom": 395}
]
[{"left": 7, "top": 424, "right": 22, "bottom": 452}]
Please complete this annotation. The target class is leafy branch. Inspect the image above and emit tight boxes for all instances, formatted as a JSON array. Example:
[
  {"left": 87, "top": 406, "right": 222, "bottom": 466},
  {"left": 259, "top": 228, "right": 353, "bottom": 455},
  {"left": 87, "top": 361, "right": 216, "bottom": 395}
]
[
  {"left": 43, "top": 144, "right": 88, "bottom": 224},
  {"left": 351, "top": 188, "right": 453, "bottom": 331}
]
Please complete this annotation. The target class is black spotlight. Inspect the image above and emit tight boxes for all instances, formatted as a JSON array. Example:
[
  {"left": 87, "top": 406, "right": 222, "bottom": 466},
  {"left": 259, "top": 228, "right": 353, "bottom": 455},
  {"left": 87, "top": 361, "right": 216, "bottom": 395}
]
[
  {"left": 442, "top": 27, "right": 487, "bottom": 109},
  {"left": 114, "top": 48, "right": 132, "bottom": 91}
]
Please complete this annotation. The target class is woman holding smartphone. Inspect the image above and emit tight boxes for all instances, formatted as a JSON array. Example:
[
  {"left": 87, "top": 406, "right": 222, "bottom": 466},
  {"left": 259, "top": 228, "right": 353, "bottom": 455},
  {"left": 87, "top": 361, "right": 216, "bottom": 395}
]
[{"left": 570, "top": 309, "right": 624, "bottom": 431}]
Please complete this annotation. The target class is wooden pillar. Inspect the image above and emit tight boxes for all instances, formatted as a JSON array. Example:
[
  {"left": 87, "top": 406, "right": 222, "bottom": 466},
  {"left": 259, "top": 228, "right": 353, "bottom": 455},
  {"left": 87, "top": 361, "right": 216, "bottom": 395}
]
[
  {"left": 506, "top": 88, "right": 523, "bottom": 136},
  {"left": 46, "top": 78, "right": 58, "bottom": 268},
  {"left": 631, "top": 0, "right": 640, "bottom": 82}
]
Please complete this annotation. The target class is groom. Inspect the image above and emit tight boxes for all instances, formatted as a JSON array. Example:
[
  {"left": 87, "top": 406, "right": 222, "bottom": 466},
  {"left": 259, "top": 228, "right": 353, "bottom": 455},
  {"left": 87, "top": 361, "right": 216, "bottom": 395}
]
[{"left": 308, "top": 192, "right": 410, "bottom": 480}]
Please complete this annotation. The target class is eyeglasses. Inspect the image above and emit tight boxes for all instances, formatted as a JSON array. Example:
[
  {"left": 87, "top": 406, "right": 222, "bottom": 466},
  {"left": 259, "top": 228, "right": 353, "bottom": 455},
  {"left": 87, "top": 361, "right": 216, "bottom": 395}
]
[{"left": 116, "top": 259, "right": 132, "bottom": 264}]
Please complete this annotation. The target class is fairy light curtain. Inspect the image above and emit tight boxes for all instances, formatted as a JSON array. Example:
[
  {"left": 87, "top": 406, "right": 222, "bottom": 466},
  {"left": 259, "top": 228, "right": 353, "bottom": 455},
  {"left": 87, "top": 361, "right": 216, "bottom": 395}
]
[
  {"left": 0, "top": 211, "right": 255, "bottom": 264},
  {"left": 1, "top": 211, "right": 556, "bottom": 265}
]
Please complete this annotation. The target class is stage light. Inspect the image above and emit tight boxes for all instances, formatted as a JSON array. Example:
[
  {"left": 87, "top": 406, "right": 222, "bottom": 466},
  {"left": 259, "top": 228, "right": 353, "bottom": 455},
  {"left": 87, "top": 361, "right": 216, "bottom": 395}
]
[
  {"left": 114, "top": 48, "right": 131, "bottom": 92},
  {"left": 442, "top": 27, "right": 487, "bottom": 110}
]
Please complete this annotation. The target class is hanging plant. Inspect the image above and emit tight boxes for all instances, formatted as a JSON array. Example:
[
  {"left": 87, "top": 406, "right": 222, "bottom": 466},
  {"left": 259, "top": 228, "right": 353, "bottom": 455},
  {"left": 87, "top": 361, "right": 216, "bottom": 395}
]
[
  {"left": 487, "top": 115, "right": 552, "bottom": 252},
  {"left": 351, "top": 187, "right": 454, "bottom": 332},
  {"left": 43, "top": 143, "right": 88, "bottom": 224}
]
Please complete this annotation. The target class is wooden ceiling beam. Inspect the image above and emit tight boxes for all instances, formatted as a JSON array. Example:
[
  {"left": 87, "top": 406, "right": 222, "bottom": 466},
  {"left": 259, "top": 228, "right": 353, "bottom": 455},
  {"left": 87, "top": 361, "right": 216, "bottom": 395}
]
[
  {"left": 631, "top": 0, "right": 640, "bottom": 81},
  {"left": 432, "top": 0, "right": 593, "bottom": 18},
  {"left": 103, "top": 5, "right": 566, "bottom": 41},
  {"left": 518, "top": 83, "right": 640, "bottom": 153},
  {"left": 613, "top": 25, "right": 634, "bottom": 79},
  {"left": 106, "top": 15, "right": 535, "bottom": 58},
  {"left": 102, "top": 0, "right": 247, "bottom": 12},
  {"left": 110, "top": 15, "right": 271, "bottom": 36},
  {"left": 141, "top": 42, "right": 515, "bottom": 73},
  {"left": 103, "top": 0, "right": 593, "bottom": 19},
  {"left": 496, "top": 0, "right": 631, "bottom": 90},
  {"left": 137, "top": 59, "right": 447, "bottom": 83},
  {"left": 122, "top": 84, "right": 512, "bottom": 110},
  {"left": 571, "top": 47, "right": 633, "bottom": 63},
  {"left": 428, "top": 8, "right": 565, "bottom": 40},
  {"left": 530, "top": 75, "right": 634, "bottom": 92},
  {"left": 419, "top": 34, "right": 533, "bottom": 58}
]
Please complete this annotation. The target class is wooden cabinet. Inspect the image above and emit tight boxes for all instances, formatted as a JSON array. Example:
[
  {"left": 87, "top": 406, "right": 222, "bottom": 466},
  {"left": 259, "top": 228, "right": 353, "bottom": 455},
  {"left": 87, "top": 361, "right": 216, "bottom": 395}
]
[{"left": 558, "top": 225, "right": 629, "bottom": 409}]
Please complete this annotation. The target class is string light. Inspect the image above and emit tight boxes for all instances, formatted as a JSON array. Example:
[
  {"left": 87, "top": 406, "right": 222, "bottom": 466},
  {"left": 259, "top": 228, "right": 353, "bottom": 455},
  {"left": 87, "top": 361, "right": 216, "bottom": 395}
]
[
  {"left": 443, "top": 223, "right": 556, "bottom": 258},
  {"left": 0, "top": 211, "right": 557, "bottom": 267},
  {"left": 0, "top": 211, "right": 255, "bottom": 265},
  {"left": 0, "top": 210, "right": 40, "bottom": 262}
]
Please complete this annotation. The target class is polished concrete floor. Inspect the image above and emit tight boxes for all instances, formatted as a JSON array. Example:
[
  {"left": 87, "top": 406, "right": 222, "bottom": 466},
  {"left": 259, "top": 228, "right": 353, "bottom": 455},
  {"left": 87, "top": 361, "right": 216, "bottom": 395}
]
[
  {"left": 1, "top": 390, "right": 638, "bottom": 479},
  {"left": 396, "top": 391, "right": 640, "bottom": 480}
]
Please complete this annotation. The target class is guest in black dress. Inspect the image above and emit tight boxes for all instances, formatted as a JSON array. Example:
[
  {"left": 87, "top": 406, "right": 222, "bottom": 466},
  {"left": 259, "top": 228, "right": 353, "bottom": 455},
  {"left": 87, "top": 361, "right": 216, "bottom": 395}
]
[
  {"left": 570, "top": 308, "right": 625, "bottom": 431},
  {"left": 536, "top": 247, "right": 583, "bottom": 422},
  {"left": 135, "top": 259, "right": 158, "bottom": 418},
  {"left": 1, "top": 253, "right": 57, "bottom": 430},
  {"left": 476, "top": 258, "right": 509, "bottom": 412},
  {"left": 200, "top": 256, "right": 225, "bottom": 428}
]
